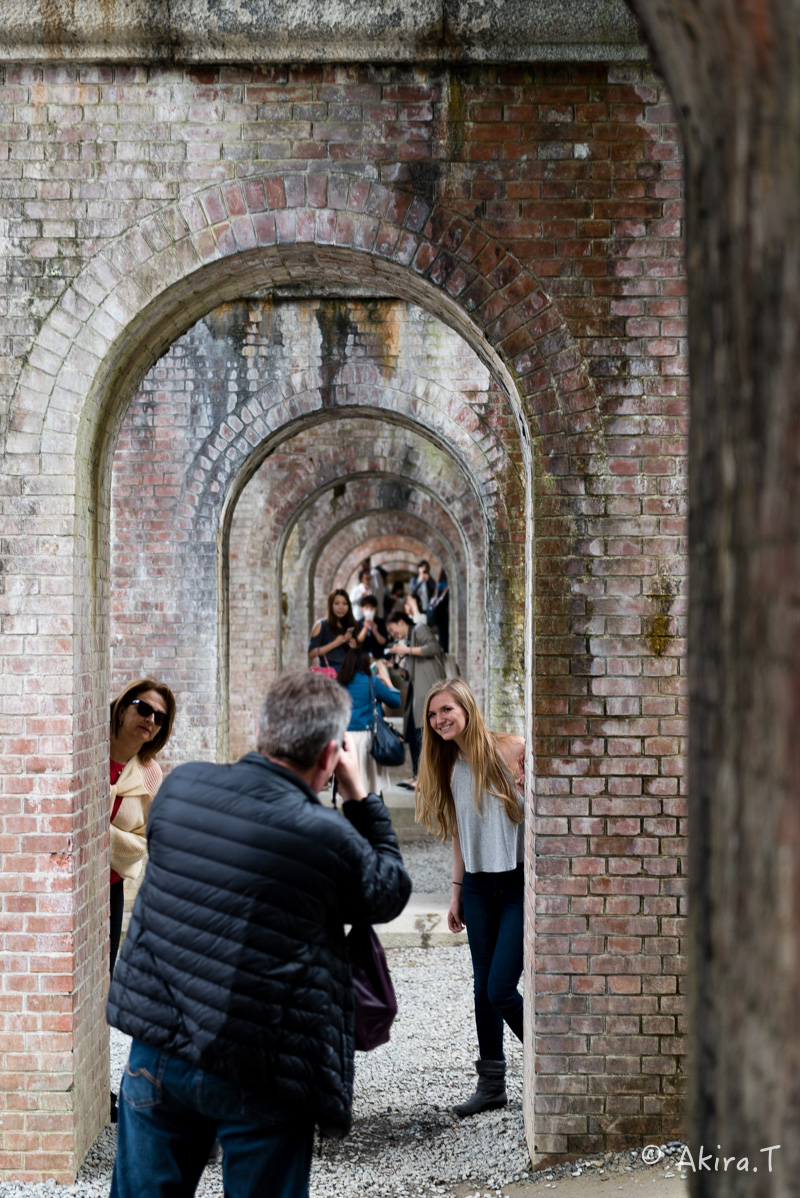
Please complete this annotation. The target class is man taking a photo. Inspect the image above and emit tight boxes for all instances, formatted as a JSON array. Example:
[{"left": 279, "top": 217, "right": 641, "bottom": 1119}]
[{"left": 107, "top": 670, "right": 411, "bottom": 1198}]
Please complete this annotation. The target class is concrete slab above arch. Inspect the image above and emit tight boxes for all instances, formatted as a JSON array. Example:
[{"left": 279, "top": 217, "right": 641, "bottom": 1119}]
[{"left": 1, "top": 0, "right": 646, "bottom": 64}]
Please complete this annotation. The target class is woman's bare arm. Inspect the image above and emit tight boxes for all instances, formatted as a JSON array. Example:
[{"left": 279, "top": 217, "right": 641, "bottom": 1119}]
[
  {"left": 308, "top": 621, "right": 350, "bottom": 662},
  {"left": 448, "top": 829, "right": 466, "bottom": 933}
]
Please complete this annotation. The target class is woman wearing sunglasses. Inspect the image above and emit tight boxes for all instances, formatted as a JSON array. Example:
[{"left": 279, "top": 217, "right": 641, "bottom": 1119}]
[{"left": 109, "top": 678, "right": 176, "bottom": 980}]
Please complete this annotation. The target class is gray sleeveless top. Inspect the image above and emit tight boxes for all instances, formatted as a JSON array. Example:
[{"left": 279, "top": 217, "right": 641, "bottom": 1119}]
[{"left": 451, "top": 758, "right": 524, "bottom": 874}]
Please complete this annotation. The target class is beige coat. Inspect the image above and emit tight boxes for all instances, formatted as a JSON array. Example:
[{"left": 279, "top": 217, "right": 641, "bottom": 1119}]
[
  {"left": 404, "top": 622, "right": 447, "bottom": 727},
  {"left": 110, "top": 755, "right": 163, "bottom": 880}
]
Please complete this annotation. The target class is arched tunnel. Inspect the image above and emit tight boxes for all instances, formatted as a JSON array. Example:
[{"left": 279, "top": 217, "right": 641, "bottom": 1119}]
[{"left": 110, "top": 293, "right": 529, "bottom": 766}]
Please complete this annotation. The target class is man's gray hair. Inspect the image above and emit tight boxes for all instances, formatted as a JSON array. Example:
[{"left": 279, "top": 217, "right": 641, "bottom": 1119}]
[{"left": 257, "top": 671, "right": 351, "bottom": 769}]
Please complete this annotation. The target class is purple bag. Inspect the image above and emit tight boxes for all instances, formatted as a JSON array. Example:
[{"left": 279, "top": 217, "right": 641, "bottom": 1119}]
[{"left": 347, "top": 924, "right": 397, "bottom": 1051}]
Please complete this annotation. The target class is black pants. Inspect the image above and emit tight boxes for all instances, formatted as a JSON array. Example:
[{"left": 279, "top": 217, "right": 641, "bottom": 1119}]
[
  {"left": 406, "top": 704, "right": 423, "bottom": 776},
  {"left": 110, "top": 879, "right": 125, "bottom": 978}
]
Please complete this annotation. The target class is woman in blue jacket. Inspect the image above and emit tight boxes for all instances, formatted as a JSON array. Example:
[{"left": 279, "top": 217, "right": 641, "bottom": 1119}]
[{"left": 337, "top": 646, "right": 401, "bottom": 796}]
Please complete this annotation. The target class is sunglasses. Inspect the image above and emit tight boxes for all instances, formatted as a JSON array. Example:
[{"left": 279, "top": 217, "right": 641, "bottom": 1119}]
[{"left": 129, "top": 698, "right": 167, "bottom": 728}]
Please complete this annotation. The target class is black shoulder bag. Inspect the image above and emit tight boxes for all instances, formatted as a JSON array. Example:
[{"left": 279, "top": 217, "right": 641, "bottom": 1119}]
[{"left": 367, "top": 673, "right": 406, "bottom": 767}]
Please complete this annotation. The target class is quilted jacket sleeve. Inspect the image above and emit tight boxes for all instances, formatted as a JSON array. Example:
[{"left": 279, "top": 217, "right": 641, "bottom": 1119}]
[{"left": 338, "top": 795, "right": 411, "bottom": 927}]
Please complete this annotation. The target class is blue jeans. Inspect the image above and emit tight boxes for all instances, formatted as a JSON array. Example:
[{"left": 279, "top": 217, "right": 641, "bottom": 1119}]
[
  {"left": 111, "top": 1039, "right": 314, "bottom": 1198},
  {"left": 461, "top": 864, "right": 524, "bottom": 1060}
]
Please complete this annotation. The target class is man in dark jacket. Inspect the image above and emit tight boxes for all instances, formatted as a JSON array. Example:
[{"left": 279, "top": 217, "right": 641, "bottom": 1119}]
[{"left": 107, "top": 671, "right": 411, "bottom": 1198}]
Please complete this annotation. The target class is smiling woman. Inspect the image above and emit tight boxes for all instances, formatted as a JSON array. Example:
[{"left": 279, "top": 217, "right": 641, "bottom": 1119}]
[
  {"left": 107, "top": 679, "right": 176, "bottom": 1123},
  {"left": 108, "top": 680, "right": 177, "bottom": 973},
  {"left": 415, "top": 678, "right": 524, "bottom": 1120}
]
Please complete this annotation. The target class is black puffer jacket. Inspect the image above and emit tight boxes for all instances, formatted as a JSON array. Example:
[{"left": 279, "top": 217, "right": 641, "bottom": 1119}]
[{"left": 106, "top": 753, "right": 411, "bottom": 1135}]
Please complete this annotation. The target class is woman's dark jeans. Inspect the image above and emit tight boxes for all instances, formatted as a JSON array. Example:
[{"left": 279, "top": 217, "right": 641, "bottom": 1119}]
[{"left": 461, "top": 864, "right": 524, "bottom": 1060}]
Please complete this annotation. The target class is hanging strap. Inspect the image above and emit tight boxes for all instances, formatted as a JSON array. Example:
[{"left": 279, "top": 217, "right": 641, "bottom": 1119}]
[{"left": 367, "top": 672, "right": 379, "bottom": 736}]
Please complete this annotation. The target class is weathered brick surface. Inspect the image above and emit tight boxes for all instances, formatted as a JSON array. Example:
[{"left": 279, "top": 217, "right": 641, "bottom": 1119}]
[
  {"left": 111, "top": 298, "right": 512, "bottom": 765},
  {"left": 228, "top": 415, "right": 478, "bottom": 761},
  {"left": 0, "top": 60, "right": 687, "bottom": 1176}
]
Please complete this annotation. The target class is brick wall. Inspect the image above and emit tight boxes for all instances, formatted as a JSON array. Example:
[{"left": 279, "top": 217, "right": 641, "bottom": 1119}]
[
  {"left": 112, "top": 297, "right": 514, "bottom": 765},
  {"left": 0, "top": 59, "right": 686, "bottom": 1177},
  {"left": 228, "top": 417, "right": 473, "bottom": 760}
]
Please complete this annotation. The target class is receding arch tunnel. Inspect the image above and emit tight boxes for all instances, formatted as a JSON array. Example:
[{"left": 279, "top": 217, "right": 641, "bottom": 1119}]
[{"left": 111, "top": 293, "right": 528, "bottom": 764}]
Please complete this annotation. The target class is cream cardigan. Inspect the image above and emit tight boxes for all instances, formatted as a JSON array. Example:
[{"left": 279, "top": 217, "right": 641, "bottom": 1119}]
[{"left": 110, "top": 754, "right": 163, "bottom": 881}]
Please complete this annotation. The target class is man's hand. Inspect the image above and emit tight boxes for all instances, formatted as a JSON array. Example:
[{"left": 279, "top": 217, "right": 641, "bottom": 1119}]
[{"left": 334, "top": 732, "right": 367, "bottom": 801}]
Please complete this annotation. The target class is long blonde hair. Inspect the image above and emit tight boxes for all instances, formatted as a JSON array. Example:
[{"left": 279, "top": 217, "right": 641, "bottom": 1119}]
[{"left": 415, "top": 678, "right": 523, "bottom": 839}]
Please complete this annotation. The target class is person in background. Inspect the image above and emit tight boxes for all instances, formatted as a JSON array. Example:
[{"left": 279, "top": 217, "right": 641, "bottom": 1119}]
[
  {"left": 108, "top": 677, "right": 177, "bottom": 1122},
  {"left": 409, "top": 559, "right": 434, "bottom": 613},
  {"left": 385, "top": 608, "right": 445, "bottom": 789},
  {"left": 389, "top": 579, "right": 407, "bottom": 610},
  {"left": 428, "top": 568, "right": 451, "bottom": 652},
  {"left": 349, "top": 566, "right": 374, "bottom": 623},
  {"left": 415, "top": 678, "right": 524, "bottom": 1118},
  {"left": 337, "top": 646, "right": 402, "bottom": 796},
  {"left": 109, "top": 678, "right": 176, "bottom": 978},
  {"left": 308, "top": 589, "right": 358, "bottom": 672},
  {"left": 108, "top": 671, "right": 410, "bottom": 1198},
  {"left": 356, "top": 594, "right": 388, "bottom": 659},
  {"left": 368, "top": 560, "right": 387, "bottom": 619},
  {"left": 404, "top": 592, "right": 428, "bottom": 627}
]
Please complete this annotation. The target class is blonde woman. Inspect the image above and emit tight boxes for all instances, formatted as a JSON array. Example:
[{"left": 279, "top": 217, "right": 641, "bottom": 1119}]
[{"left": 416, "top": 678, "right": 524, "bottom": 1117}]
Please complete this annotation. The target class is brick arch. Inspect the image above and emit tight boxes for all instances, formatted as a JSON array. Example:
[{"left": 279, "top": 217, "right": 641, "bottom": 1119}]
[
  {"left": 231, "top": 506, "right": 463, "bottom": 761},
  {"left": 7, "top": 171, "right": 600, "bottom": 481},
  {"left": 336, "top": 538, "right": 445, "bottom": 596},
  {"left": 181, "top": 365, "right": 516, "bottom": 542},
  {"left": 280, "top": 474, "right": 470, "bottom": 664},
  {"left": 2, "top": 169, "right": 603, "bottom": 1172},
  {"left": 312, "top": 513, "right": 457, "bottom": 632},
  {"left": 226, "top": 422, "right": 482, "bottom": 757},
  {"left": 213, "top": 385, "right": 520, "bottom": 747},
  {"left": 8, "top": 173, "right": 603, "bottom": 783}
]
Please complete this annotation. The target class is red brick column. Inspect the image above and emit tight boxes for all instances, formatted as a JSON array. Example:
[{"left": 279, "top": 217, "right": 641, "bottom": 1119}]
[{"left": 0, "top": 62, "right": 687, "bottom": 1175}]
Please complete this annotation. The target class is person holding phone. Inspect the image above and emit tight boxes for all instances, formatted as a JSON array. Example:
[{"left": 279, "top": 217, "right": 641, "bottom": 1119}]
[
  {"left": 308, "top": 589, "right": 358, "bottom": 672},
  {"left": 355, "top": 595, "right": 388, "bottom": 658}
]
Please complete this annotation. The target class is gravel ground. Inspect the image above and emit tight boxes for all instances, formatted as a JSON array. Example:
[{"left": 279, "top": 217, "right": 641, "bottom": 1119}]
[
  {"left": 0, "top": 948, "right": 526, "bottom": 1198},
  {"left": 0, "top": 945, "right": 687, "bottom": 1198},
  {"left": 399, "top": 837, "right": 451, "bottom": 895},
  {"left": 0, "top": 843, "right": 685, "bottom": 1198}
]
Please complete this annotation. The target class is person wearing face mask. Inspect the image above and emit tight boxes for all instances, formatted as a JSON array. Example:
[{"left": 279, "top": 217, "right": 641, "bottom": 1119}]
[
  {"left": 308, "top": 589, "right": 358, "bottom": 673},
  {"left": 355, "top": 595, "right": 388, "bottom": 659},
  {"left": 349, "top": 566, "right": 374, "bottom": 623},
  {"left": 415, "top": 678, "right": 524, "bottom": 1119}
]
